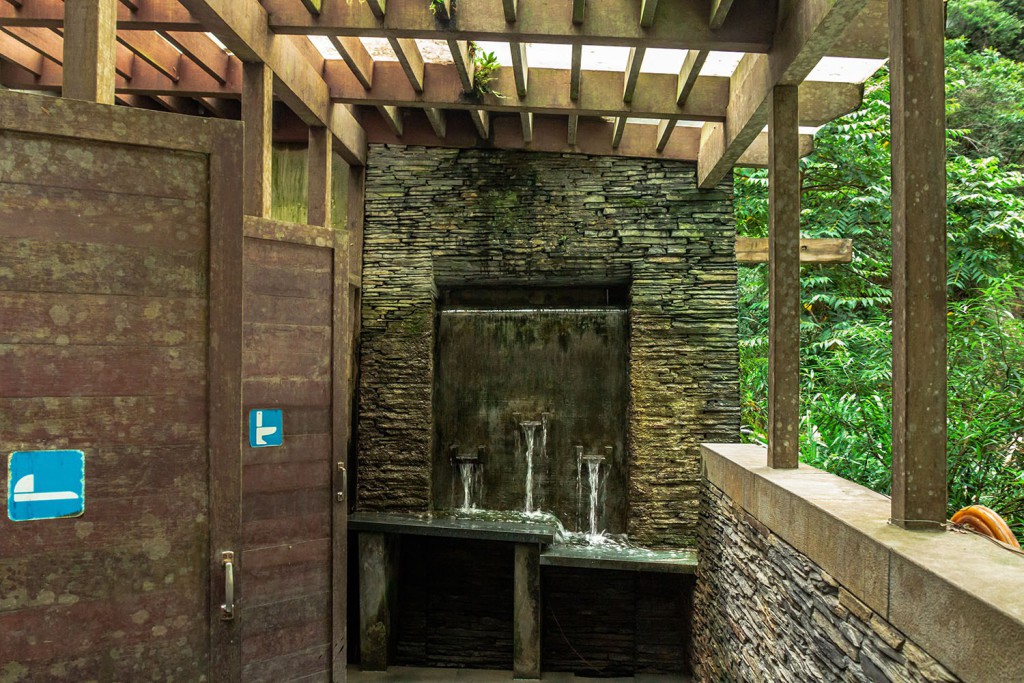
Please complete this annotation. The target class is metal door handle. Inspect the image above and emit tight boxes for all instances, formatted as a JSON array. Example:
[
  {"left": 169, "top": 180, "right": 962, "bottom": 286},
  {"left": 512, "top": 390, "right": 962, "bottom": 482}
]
[
  {"left": 221, "top": 551, "right": 235, "bottom": 621},
  {"left": 337, "top": 462, "right": 347, "bottom": 502}
]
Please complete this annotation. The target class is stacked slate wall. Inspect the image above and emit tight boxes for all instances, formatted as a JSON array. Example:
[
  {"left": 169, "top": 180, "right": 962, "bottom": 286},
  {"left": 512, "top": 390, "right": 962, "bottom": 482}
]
[
  {"left": 693, "top": 482, "right": 960, "bottom": 682},
  {"left": 359, "top": 145, "right": 739, "bottom": 547}
]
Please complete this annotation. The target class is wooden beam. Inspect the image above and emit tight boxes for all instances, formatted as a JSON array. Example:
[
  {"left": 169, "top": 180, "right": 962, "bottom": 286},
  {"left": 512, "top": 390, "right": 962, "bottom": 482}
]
[
  {"left": 62, "top": 0, "right": 116, "bottom": 103},
  {"left": 767, "top": 85, "right": 801, "bottom": 470},
  {"left": 656, "top": 118, "right": 675, "bottom": 151},
  {"left": 307, "top": 126, "right": 332, "bottom": 227},
  {"left": 177, "top": 0, "right": 366, "bottom": 165},
  {"left": 424, "top": 106, "right": 445, "bottom": 137},
  {"left": 198, "top": 96, "right": 240, "bottom": 118},
  {"left": 502, "top": 0, "right": 517, "bottom": 23},
  {"left": 300, "top": 0, "right": 322, "bottom": 15},
  {"left": 709, "top": 0, "right": 736, "bottom": 29},
  {"left": 570, "top": 43, "right": 581, "bottom": 101},
  {"left": 676, "top": 49, "right": 708, "bottom": 105},
  {"left": 0, "top": 29, "right": 41, "bottom": 74},
  {"left": 162, "top": 31, "right": 231, "bottom": 85},
  {"left": 117, "top": 29, "right": 181, "bottom": 81},
  {"left": 622, "top": 46, "right": 644, "bottom": 104},
  {"left": 365, "top": 0, "right": 386, "bottom": 19},
  {"left": 520, "top": 111, "right": 532, "bottom": 142},
  {"left": 242, "top": 62, "right": 273, "bottom": 217},
  {"left": 1, "top": 26, "right": 61, "bottom": 64},
  {"left": 640, "top": 0, "right": 659, "bottom": 28},
  {"left": 359, "top": 110, "right": 812, "bottom": 166},
  {"left": 329, "top": 36, "right": 373, "bottom": 90},
  {"left": 447, "top": 38, "right": 474, "bottom": 94},
  {"left": 388, "top": 37, "right": 424, "bottom": 93},
  {"left": 567, "top": 113, "right": 578, "bottom": 145},
  {"left": 118, "top": 0, "right": 139, "bottom": 10},
  {"left": 889, "top": 0, "right": 947, "bottom": 531},
  {"left": 324, "top": 62, "right": 860, "bottom": 125},
  {"left": 612, "top": 116, "right": 626, "bottom": 148},
  {"left": 377, "top": 104, "right": 403, "bottom": 135},
  {"left": 510, "top": 40, "right": 528, "bottom": 98},
  {"left": 735, "top": 238, "right": 852, "bottom": 264},
  {"left": 697, "top": 0, "right": 869, "bottom": 188},
  {"left": 572, "top": 0, "right": 586, "bottom": 24},
  {"left": 469, "top": 108, "right": 489, "bottom": 138}
]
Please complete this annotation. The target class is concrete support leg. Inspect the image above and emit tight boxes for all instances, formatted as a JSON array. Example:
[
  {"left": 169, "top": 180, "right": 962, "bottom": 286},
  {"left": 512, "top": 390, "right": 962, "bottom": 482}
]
[
  {"left": 514, "top": 543, "right": 541, "bottom": 679},
  {"left": 359, "top": 533, "right": 399, "bottom": 671}
]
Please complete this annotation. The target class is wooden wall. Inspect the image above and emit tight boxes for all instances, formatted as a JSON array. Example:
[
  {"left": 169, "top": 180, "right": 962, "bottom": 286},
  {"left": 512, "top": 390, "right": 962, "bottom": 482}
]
[
  {"left": 239, "top": 217, "right": 342, "bottom": 682},
  {"left": 0, "top": 115, "right": 231, "bottom": 679}
]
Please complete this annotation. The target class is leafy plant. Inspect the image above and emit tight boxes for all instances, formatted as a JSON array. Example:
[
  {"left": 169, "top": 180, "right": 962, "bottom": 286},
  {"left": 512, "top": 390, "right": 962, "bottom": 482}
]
[
  {"left": 471, "top": 47, "right": 502, "bottom": 98},
  {"left": 429, "top": 0, "right": 449, "bottom": 18}
]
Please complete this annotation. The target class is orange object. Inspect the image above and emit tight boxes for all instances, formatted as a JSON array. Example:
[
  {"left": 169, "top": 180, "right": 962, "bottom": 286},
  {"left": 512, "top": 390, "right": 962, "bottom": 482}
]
[{"left": 951, "top": 505, "right": 1021, "bottom": 549}]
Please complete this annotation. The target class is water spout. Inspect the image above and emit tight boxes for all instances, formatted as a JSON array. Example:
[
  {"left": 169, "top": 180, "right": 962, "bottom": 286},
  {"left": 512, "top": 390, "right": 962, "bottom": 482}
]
[
  {"left": 451, "top": 446, "right": 484, "bottom": 512},
  {"left": 584, "top": 454, "right": 604, "bottom": 539},
  {"left": 520, "top": 421, "right": 542, "bottom": 513}
]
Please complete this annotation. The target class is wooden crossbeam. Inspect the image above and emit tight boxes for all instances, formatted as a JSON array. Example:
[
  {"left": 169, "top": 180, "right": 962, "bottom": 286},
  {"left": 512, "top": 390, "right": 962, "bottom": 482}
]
[
  {"left": 612, "top": 116, "right": 627, "bottom": 148},
  {"left": 676, "top": 49, "right": 707, "bottom": 105},
  {"left": 510, "top": 40, "right": 527, "bottom": 98},
  {"left": 176, "top": 0, "right": 366, "bottom": 165},
  {"left": 324, "top": 62, "right": 861, "bottom": 125},
  {"left": 622, "top": 46, "right": 644, "bottom": 104},
  {"left": 162, "top": 31, "right": 231, "bottom": 85},
  {"left": 62, "top": 0, "right": 116, "bottom": 103},
  {"left": 447, "top": 38, "right": 474, "bottom": 93},
  {"left": 735, "top": 238, "right": 852, "bottom": 264},
  {"left": 656, "top": 119, "right": 675, "bottom": 151},
  {"left": 697, "top": 0, "right": 870, "bottom": 188},
  {"left": 572, "top": 0, "right": 586, "bottom": 24},
  {"left": 567, "top": 113, "right": 578, "bottom": 145},
  {"left": 366, "top": 0, "right": 386, "bottom": 19},
  {"left": 0, "top": 29, "right": 41, "bottom": 74},
  {"left": 118, "top": 29, "right": 181, "bottom": 81},
  {"left": 330, "top": 36, "right": 373, "bottom": 89},
  {"left": 640, "top": 0, "right": 659, "bottom": 28},
  {"left": 570, "top": 43, "right": 581, "bottom": 101},
  {"left": 709, "top": 0, "right": 736, "bottom": 29},
  {"left": 502, "top": 0, "right": 517, "bottom": 23},
  {"left": 424, "top": 106, "right": 445, "bottom": 137},
  {"left": 377, "top": 104, "right": 403, "bottom": 135},
  {"left": 1, "top": 26, "right": 61, "bottom": 64},
  {"left": 388, "top": 37, "right": 424, "bottom": 92},
  {"left": 469, "top": 108, "right": 489, "bottom": 138},
  {"left": 360, "top": 110, "right": 814, "bottom": 167}
]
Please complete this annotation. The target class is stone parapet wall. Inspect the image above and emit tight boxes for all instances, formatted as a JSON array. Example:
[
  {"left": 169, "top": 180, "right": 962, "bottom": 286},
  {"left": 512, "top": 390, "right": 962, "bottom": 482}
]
[
  {"left": 694, "top": 481, "right": 959, "bottom": 682},
  {"left": 359, "top": 145, "right": 740, "bottom": 547}
]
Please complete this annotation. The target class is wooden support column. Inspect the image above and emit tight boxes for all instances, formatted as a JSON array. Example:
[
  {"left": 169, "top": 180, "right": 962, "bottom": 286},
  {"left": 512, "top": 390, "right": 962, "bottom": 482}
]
[
  {"left": 358, "top": 533, "right": 399, "bottom": 671},
  {"left": 513, "top": 543, "right": 541, "bottom": 680},
  {"left": 62, "top": 0, "right": 116, "bottom": 103},
  {"left": 767, "top": 84, "right": 800, "bottom": 469},
  {"left": 307, "top": 126, "right": 332, "bottom": 227},
  {"left": 241, "top": 62, "right": 272, "bottom": 217},
  {"left": 889, "top": 0, "right": 947, "bottom": 530}
]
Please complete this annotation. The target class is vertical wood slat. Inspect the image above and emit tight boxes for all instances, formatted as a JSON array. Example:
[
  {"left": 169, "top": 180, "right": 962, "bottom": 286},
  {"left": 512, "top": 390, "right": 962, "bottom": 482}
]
[
  {"left": 307, "top": 127, "right": 332, "bottom": 227},
  {"left": 242, "top": 62, "right": 273, "bottom": 218},
  {"left": 570, "top": 43, "right": 582, "bottom": 101},
  {"left": 767, "top": 84, "right": 800, "bottom": 469},
  {"left": 62, "top": 0, "right": 117, "bottom": 103},
  {"left": 208, "top": 126, "right": 245, "bottom": 683},
  {"left": 889, "top": 0, "right": 947, "bottom": 529}
]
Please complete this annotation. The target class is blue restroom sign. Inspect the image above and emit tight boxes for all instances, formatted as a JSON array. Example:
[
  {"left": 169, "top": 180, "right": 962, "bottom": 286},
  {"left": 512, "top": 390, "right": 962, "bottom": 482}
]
[
  {"left": 7, "top": 450, "right": 85, "bottom": 522},
  {"left": 249, "top": 409, "right": 283, "bottom": 448}
]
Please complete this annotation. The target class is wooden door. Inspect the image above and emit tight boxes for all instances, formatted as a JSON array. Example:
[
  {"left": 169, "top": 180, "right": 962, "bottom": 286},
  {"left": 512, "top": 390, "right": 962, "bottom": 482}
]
[
  {"left": 238, "top": 216, "right": 348, "bottom": 681},
  {"left": 0, "top": 92, "right": 244, "bottom": 681}
]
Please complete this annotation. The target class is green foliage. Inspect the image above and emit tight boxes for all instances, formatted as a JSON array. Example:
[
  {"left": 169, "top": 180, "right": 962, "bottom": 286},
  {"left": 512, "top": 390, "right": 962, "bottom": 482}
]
[
  {"left": 428, "top": 0, "right": 448, "bottom": 17},
  {"left": 736, "top": 46, "right": 1024, "bottom": 540},
  {"left": 470, "top": 45, "right": 502, "bottom": 98},
  {"left": 946, "top": 0, "right": 1024, "bottom": 60}
]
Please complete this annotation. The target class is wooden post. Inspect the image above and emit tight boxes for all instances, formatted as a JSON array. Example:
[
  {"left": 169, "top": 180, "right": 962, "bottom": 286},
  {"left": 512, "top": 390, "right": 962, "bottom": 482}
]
[
  {"left": 890, "top": 0, "right": 947, "bottom": 530},
  {"left": 242, "top": 62, "right": 273, "bottom": 217},
  {"left": 358, "top": 533, "right": 398, "bottom": 671},
  {"left": 62, "top": 0, "right": 116, "bottom": 104},
  {"left": 513, "top": 543, "right": 541, "bottom": 679},
  {"left": 307, "top": 126, "right": 332, "bottom": 227},
  {"left": 767, "top": 85, "right": 801, "bottom": 468}
]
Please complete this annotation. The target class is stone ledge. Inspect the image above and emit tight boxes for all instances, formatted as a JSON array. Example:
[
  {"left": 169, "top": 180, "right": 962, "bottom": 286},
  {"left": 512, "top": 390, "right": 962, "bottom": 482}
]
[{"left": 701, "top": 442, "right": 1024, "bottom": 683}]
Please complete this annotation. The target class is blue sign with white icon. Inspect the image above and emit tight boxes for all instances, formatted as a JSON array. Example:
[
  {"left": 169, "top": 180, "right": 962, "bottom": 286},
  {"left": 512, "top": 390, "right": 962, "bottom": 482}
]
[
  {"left": 8, "top": 450, "right": 85, "bottom": 522},
  {"left": 249, "top": 409, "right": 283, "bottom": 448}
]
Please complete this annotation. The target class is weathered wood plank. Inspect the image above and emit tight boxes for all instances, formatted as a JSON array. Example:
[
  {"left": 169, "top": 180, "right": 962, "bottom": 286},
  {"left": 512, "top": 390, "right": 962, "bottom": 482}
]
[
  {"left": 243, "top": 377, "right": 331, "bottom": 405},
  {"left": 307, "top": 126, "right": 332, "bottom": 227},
  {"left": 244, "top": 216, "right": 335, "bottom": 248},
  {"left": 243, "top": 539, "right": 331, "bottom": 606},
  {"left": 0, "top": 343, "right": 206, "bottom": 397},
  {"left": 0, "top": 131, "right": 208, "bottom": 200},
  {"left": 735, "top": 237, "right": 853, "bottom": 264},
  {"left": 0, "top": 239, "right": 207, "bottom": 296},
  {"left": 245, "top": 292, "right": 331, "bottom": 327},
  {"left": 243, "top": 61, "right": 273, "bottom": 218},
  {"left": 243, "top": 461, "right": 331, "bottom": 495},
  {"left": 241, "top": 593, "right": 330, "bottom": 664},
  {"left": 0, "top": 183, "right": 206, "bottom": 249}
]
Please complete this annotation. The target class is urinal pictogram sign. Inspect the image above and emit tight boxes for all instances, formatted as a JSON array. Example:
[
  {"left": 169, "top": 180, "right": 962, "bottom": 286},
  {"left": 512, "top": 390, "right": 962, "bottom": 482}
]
[{"left": 7, "top": 450, "right": 85, "bottom": 522}]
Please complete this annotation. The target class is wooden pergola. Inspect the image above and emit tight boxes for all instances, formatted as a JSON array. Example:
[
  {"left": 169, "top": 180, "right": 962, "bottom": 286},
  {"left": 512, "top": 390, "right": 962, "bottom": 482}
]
[{"left": 0, "top": 0, "right": 946, "bottom": 523}]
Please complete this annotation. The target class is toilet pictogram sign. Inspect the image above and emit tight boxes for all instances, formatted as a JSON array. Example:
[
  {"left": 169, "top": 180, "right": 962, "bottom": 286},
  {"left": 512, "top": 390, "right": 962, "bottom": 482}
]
[
  {"left": 249, "top": 409, "right": 283, "bottom": 448},
  {"left": 8, "top": 450, "right": 85, "bottom": 522}
]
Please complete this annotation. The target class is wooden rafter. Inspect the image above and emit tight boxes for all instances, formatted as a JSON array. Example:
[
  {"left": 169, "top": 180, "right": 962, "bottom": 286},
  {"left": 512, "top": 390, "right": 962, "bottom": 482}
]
[
  {"left": 388, "top": 37, "right": 423, "bottom": 92},
  {"left": 1, "top": 26, "right": 61, "bottom": 64},
  {"left": 709, "top": 0, "right": 736, "bottom": 29},
  {"left": 118, "top": 29, "right": 181, "bottom": 81},
  {"left": 0, "top": 29, "right": 41, "bottom": 74},
  {"left": 510, "top": 40, "right": 527, "bottom": 98},
  {"left": 640, "top": 0, "right": 659, "bottom": 28},
  {"left": 377, "top": 104, "right": 403, "bottom": 136},
  {"left": 622, "top": 46, "right": 644, "bottom": 104},
  {"left": 502, "top": 0, "right": 517, "bottom": 23},
  {"left": 735, "top": 238, "right": 853, "bottom": 265},
  {"left": 569, "top": 44, "right": 581, "bottom": 101},
  {"left": 162, "top": 30, "right": 231, "bottom": 85},
  {"left": 697, "top": 0, "right": 870, "bottom": 188},
  {"left": 330, "top": 35, "right": 373, "bottom": 89},
  {"left": 176, "top": 0, "right": 366, "bottom": 165},
  {"left": 676, "top": 49, "right": 708, "bottom": 105}
]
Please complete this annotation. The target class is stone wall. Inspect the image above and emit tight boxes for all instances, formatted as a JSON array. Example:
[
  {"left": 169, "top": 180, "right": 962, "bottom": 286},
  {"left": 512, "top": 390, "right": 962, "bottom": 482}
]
[
  {"left": 359, "top": 145, "right": 739, "bottom": 546},
  {"left": 693, "top": 482, "right": 959, "bottom": 683}
]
